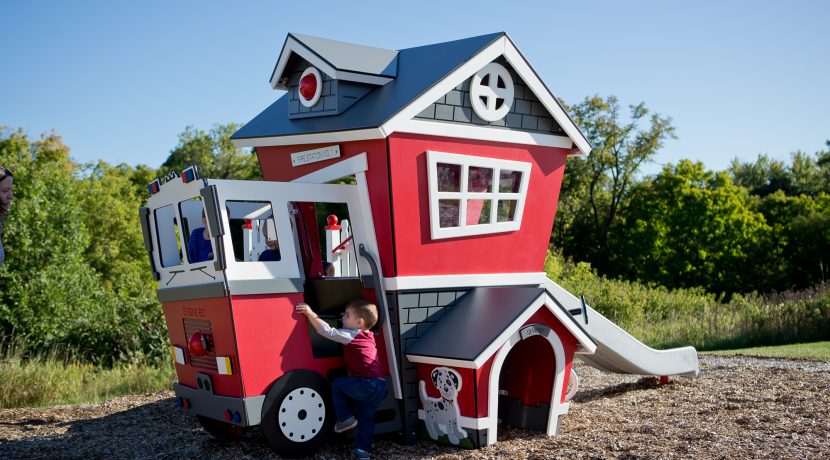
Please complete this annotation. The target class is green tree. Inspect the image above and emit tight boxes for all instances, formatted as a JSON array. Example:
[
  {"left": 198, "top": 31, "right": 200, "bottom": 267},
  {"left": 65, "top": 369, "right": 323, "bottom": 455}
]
[
  {"left": 730, "top": 144, "right": 830, "bottom": 197},
  {"left": 758, "top": 191, "right": 830, "bottom": 289},
  {"left": 0, "top": 128, "right": 166, "bottom": 365},
  {"left": 161, "top": 123, "right": 261, "bottom": 180},
  {"left": 612, "top": 160, "right": 773, "bottom": 294},
  {"left": 554, "top": 95, "right": 676, "bottom": 271}
]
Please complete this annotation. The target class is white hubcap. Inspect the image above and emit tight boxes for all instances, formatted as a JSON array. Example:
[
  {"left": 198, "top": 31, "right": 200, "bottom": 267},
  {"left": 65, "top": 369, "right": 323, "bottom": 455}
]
[{"left": 277, "top": 387, "right": 326, "bottom": 442}]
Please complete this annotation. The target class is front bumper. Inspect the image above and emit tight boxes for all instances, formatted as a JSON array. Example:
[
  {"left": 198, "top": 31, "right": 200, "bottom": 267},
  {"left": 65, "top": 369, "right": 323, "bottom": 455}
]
[{"left": 173, "top": 379, "right": 266, "bottom": 427}]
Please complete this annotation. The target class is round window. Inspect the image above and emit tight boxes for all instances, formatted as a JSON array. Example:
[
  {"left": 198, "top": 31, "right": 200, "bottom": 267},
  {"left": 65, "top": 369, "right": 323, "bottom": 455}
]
[
  {"left": 298, "top": 67, "right": 323, "bottom": 108},
  {"left": 470, "top": 62, "right": 515, "bottom": 122}
]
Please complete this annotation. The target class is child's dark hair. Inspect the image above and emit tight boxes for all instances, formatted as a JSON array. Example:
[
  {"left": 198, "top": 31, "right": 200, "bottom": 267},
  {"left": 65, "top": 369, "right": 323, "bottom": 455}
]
[{"left": 346, "top": 299, "right": 378, "bottom": 330}]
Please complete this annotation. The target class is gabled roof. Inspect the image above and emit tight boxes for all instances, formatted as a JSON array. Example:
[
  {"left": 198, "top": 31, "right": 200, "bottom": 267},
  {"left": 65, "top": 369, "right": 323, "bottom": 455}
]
[
  {"left": 233, "top": 32, "right": 591, "bottom": 155},
  {"left": 270, "top": 33, "right": 399, "bottom": 88},
  {"left": 405, "top": 287, "right": 596, "bottom": 369}
]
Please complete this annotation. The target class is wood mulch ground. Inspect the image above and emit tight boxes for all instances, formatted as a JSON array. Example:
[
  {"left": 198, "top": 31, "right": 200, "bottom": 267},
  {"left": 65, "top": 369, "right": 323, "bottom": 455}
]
[{"left": 1, "top": 355, "right": 828, "bottom": 459}]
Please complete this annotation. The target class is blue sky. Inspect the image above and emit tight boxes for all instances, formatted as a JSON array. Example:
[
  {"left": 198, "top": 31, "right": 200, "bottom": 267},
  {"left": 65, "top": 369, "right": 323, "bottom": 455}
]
[{"left": 2, "top": 1, "right": 828, "bottom": 175}]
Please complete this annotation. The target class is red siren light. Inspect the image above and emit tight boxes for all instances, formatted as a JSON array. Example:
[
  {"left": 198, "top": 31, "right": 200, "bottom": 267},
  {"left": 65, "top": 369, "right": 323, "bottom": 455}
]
[
  {"left": 299, "top": 73, "right": 317, "bottom": 100},
  {"left": 298, "top": 67, "right": 322, "bottom": 107}
]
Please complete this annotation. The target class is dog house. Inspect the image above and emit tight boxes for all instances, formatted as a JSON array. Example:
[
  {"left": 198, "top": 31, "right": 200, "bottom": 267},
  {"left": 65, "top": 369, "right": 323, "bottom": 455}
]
[{"left": 406, "top": 287, "right": 594, "bottom": 446}]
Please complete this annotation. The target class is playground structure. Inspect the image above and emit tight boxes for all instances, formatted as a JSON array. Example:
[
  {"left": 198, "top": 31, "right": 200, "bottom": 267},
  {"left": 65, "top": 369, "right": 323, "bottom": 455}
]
[{"left": 140, "top": 32, "right": 698, "bottom": 457}]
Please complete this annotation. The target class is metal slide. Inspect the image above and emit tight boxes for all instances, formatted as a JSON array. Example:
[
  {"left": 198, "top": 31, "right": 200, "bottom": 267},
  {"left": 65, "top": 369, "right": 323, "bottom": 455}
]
[{"left": 543, "top": 279, "right": 699, "bottom": 377}]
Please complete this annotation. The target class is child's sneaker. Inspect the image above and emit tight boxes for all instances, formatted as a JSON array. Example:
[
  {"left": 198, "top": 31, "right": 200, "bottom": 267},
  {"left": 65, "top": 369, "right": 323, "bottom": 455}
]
[
  {"left": 333, "top": 416, "right": 357, "bottom": 433},
  {"left": 352, "top": 448, "right": 370, "bottom": 460}
]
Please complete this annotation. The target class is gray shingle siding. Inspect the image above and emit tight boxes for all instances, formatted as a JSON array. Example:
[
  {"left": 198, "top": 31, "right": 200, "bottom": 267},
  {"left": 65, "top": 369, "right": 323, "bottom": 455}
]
[
  {"left": 395, "top": 289, "right": 469, "bottom": 443},
  {"left": 284, "top": 55, "right": 375, "bottom": 119},
  {"left": 414, "top": 57, "right": 565, "bottom": 136}
]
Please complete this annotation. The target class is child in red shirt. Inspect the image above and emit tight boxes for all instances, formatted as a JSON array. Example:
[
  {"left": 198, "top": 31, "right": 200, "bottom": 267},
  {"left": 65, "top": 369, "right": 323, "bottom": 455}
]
[{"left": 296, "top": 300, "right": 387, "bottom": 460}]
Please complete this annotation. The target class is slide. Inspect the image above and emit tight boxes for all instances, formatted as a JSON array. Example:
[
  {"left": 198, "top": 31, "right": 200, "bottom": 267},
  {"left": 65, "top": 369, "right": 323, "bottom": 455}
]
[{"left": 543, "top": 279, "right": 699, "bottom": 377}]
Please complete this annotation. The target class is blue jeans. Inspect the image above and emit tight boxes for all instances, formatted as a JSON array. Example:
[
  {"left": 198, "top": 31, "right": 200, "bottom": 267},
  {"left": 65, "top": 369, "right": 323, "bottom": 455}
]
[{"left": 331, "top": 376, "right": 388, "bottom": 453}]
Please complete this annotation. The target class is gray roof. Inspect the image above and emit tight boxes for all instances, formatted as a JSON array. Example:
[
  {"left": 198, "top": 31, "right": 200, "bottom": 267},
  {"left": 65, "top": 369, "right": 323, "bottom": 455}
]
[
  {"left": 405, "top": 286, "right": 546, "bottom": 363},
  {"left": 232, "top": 32, "right": 504, "bottom": 141},
  {"left": 271, "top": 33, "right": 399, "bottom": 81}
]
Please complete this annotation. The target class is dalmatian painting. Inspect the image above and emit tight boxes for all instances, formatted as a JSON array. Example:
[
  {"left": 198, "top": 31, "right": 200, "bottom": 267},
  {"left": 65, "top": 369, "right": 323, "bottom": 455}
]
[{"left": 419, "top": 367, "right": 468, "bottom": 445}]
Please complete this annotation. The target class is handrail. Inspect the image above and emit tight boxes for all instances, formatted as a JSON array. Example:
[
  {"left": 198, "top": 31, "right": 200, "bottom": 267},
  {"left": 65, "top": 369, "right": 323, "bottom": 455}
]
[
  {"left": 358, "top": 243, "right": 402, "bottom": 400},
  {"left": 331, "top": 235, "right": 353, "bottom": 254},
  {"left": 358, "top": 244, "right": 385, "bottom": 329}
]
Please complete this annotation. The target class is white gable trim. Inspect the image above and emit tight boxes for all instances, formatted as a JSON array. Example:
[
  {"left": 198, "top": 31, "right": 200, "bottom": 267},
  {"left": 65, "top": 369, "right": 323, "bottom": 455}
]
[
  {"left": 232, "top": 128, "right": 385, "bottom": 148},
  {"left": 380, "top": 35, "right": 592, "bottom": 156},
  {"left": 271, "top": 36, "right": 393, "bottom": 89},
  {"left": 502, "top": 38, "right": 591, "bottom": 156},
  {"left": 380, "top": 37, "right": 506, "bottom": 137}
]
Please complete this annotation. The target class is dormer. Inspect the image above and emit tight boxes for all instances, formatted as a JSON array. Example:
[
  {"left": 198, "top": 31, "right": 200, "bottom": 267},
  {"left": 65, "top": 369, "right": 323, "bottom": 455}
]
[{"left": 270, "top": 33, "right": 399, "bottom": 119}]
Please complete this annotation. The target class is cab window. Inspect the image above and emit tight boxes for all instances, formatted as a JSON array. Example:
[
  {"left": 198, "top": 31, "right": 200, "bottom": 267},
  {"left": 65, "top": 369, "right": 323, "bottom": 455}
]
[
  {"left": 225, "top": 200, "right": 279, "bottom": 262},
  {"left": 154, "top": 204, "right": 184, "bottom": 268},
  {"left": 179, "top": 197, "right": 213, "bottom": 264}
]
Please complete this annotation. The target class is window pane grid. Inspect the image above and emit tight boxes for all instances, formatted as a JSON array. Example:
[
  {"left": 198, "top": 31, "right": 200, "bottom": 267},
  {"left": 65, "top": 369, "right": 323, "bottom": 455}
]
[{"left": 429, "top": 151, "right": 530, "bottom": 239}]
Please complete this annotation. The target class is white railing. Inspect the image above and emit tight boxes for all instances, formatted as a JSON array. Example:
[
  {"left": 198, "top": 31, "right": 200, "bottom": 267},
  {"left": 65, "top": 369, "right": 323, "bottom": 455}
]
[{"left": 326, "top": 217, "right": 358, "bottom": 277}]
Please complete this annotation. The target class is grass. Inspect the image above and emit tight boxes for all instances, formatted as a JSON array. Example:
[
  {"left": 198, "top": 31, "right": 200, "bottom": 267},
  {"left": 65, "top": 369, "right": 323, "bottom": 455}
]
[
  {"left": 703, "top": 341, "right": 830, "bottom": 361},
  {"left": 545, "top": 250, "right": 830, "bottom": 351},
  {"left": 0, "top": 338, "right": 175, "bottom": 409}
]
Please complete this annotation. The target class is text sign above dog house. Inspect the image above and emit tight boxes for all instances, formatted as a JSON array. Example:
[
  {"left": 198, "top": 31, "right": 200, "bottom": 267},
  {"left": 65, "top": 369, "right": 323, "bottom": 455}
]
[
  {"left": 519, "top": 324, "right": 550, "bottom": 341},
  {"left": 290, "top": 145, "right": 341, "bottom": 167}
]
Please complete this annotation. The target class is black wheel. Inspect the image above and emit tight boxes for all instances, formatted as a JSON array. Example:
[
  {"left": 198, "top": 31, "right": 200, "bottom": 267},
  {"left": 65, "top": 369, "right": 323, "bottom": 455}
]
[
  {"left": 197, "top": 415, "right": 247, "bottom": 440},
  {"left": 260, "top": 370, "right": 333, "bottom": 458}
]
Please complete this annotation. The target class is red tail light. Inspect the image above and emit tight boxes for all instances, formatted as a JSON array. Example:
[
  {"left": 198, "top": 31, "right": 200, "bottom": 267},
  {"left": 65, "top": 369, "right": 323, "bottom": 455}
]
[{"left": 188, "top": 332, "right": 210, "bottom": 356}]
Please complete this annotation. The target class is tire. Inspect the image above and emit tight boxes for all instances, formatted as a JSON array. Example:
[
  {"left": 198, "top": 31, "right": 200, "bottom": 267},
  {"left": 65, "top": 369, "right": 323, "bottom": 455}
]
[
  {"left": 260, "top": 370, "right": 333, "bottom": 458},
  {"left": 197, "top": 415, "right": 247, "bottom": 440}
]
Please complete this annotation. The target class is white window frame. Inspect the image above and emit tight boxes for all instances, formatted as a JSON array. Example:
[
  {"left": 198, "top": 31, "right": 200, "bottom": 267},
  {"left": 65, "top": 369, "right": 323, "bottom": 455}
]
[{"left": 427, "top": 151, "right": 531, "bottom": 240}]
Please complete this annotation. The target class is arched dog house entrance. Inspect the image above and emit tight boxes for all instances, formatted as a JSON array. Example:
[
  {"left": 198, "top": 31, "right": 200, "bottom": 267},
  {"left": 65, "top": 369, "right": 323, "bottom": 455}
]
[{"left": 487, "top": 323, "right": 570, "bottom": 445}]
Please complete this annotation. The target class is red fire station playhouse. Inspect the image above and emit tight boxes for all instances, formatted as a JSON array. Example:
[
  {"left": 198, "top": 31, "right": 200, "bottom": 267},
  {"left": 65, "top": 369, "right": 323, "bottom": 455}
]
[
  {"left": 235, "top": 30, "right": 598, "bottom": 446},
  {"left": 141, "top": 32, "right": 698, "bottom": 458}
]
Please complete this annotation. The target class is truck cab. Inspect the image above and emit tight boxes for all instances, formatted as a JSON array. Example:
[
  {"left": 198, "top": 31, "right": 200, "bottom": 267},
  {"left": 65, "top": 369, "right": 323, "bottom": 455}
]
[{"left": 139, "top": 167, "right": 400, "bottom": 456}]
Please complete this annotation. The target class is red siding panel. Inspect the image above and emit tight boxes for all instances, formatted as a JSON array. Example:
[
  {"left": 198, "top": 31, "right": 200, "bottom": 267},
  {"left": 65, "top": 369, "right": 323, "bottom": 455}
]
[{"left": 388, "top": 133, "right": 567, "bottom": 276}]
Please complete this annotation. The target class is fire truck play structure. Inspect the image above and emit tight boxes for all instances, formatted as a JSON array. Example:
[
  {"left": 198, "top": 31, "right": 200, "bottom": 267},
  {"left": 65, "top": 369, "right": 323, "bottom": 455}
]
[{"left": 140, "top": 32, "right": 698, "bottom": 457}]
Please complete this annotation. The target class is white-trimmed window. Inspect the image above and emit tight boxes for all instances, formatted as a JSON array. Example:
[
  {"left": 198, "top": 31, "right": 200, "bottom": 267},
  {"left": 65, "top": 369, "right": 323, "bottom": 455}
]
[{"left": 427, "top": 151, "right": 531, "bottom": 239}]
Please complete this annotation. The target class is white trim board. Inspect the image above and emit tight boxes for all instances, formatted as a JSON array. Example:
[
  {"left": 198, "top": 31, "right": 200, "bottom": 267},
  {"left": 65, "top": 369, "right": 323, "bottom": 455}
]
[
  {"left": 394, "top": 119, "right": 574, "bottom": 150},
  {"left": 383, "top": 272, "right": 548, "bottom": 291},
  {"left": 291, "top": 153, "right": 369, "bottom": 184},
  {"left": 232, "top": 128, "right": 385, "bottom": 148}
]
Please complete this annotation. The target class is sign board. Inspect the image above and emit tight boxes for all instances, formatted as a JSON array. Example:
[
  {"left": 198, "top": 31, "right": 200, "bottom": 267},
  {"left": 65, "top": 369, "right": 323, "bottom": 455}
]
[
  {"left": 519, "top": 324, "right": 550, "bottom": 341},
  {"left": 291, "top": 145, "right": 341, "bottom": 167}
]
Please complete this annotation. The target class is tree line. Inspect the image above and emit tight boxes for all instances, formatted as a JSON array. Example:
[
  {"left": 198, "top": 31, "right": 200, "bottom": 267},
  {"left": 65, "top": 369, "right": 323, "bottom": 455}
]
[
  {"left": 0, "top": 97, "right": 828, "bottom": 365},
  {"left": 555, "top": 96, "right": 830, "bottom": 296}
]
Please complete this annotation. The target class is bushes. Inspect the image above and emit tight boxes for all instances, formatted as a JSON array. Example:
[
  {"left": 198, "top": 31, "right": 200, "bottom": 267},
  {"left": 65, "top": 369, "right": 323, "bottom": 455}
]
[
  {"left": 546, "top": 251, "right": 830, "bottom": 351},
  {"left": 0, "top": 129, "right": 167, "bottom": 366}
]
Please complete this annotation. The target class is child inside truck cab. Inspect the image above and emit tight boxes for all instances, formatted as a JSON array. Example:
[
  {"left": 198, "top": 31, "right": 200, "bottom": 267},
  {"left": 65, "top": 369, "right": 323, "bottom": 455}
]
[{"left": 295, "top": 300, "right": 387, "bottom": 460}]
